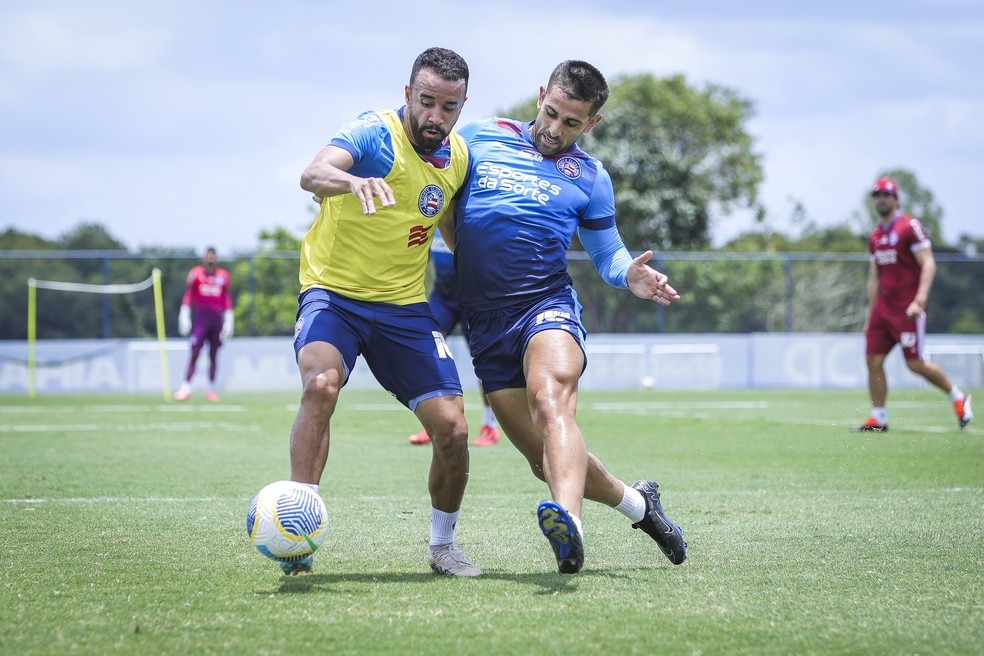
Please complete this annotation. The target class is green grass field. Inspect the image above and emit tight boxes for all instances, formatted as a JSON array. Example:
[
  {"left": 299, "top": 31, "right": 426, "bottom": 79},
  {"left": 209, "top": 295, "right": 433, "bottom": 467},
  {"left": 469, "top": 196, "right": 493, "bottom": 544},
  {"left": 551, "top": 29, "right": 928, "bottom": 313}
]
[{"left": 1, "top": 389, "right": 980, "bottom": 655}]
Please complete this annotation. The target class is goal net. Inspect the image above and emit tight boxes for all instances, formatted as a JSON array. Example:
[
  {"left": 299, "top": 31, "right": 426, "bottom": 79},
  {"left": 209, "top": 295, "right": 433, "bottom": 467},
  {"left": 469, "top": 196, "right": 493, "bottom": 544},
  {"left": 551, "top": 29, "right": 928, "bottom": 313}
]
[{"left": 26, "top": 268, "right": 169, "bottom": 398}]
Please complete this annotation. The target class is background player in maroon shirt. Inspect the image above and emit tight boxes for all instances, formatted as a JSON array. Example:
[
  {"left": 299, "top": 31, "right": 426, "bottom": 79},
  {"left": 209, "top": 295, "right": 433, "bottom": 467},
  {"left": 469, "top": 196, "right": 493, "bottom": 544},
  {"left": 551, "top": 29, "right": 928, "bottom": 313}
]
[
  {"left": 855, "top": 177, "right": 972, "bottom": 432},
  {"left": 174, "top": 247, "right": 234, "bottom": 402}
]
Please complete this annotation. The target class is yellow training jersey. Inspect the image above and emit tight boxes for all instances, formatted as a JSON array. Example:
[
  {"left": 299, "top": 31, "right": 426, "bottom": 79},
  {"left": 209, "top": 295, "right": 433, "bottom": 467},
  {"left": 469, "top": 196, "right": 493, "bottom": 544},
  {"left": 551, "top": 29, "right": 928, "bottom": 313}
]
[{"left": 299, "top": 109, "right": 468, "bottom": 304}]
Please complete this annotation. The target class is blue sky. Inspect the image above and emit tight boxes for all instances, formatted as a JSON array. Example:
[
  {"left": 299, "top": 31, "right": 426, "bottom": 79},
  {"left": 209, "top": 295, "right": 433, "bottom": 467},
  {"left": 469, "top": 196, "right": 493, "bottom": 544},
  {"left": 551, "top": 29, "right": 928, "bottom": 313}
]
[{"left": 1, "top": 0, "right": 982, "bottom": 254}]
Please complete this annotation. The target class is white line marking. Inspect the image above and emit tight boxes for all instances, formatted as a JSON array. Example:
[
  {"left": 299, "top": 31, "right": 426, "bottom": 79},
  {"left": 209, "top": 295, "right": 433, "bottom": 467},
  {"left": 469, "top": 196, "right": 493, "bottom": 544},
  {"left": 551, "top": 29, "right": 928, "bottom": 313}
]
[
  {"left": 1, "top": 497, "right": 228, "bottom": 504},
  {"left": 588, "top": 401, "right": 772, "bottom": 410},
  {"left": 0, "top": 422, "right": 261, "bottom": 433},
  {"left": 4, "top": 489, "right": 979, "bottom": 505},
  {"left": 0, "top": 405, "right": 246, "bottom": 413}
]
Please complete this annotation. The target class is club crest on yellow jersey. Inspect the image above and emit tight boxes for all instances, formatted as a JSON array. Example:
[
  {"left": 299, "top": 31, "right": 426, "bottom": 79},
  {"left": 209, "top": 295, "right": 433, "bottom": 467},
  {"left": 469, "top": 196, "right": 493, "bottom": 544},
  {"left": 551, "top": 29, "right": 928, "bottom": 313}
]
[{"left": 418, "top": 184, "right": 445, "bottom": 218}]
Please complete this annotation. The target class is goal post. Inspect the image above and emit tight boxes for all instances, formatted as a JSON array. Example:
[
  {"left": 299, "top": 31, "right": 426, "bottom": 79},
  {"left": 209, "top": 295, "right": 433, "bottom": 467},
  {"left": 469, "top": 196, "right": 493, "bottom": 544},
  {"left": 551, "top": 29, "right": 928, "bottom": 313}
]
[{"left": 26, "top": 268, "right": 170, "bottom": 399}]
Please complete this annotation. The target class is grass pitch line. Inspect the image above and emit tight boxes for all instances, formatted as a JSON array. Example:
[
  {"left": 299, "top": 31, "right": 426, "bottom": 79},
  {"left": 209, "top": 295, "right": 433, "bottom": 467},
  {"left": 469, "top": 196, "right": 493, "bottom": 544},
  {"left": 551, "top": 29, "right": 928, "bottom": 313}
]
[
  {"left": 0, "top": 404, "right": 247, "bottom": 414},
  {"left": 1, "top": 496, "right": 228, "bottom": 504},
  {"left": 0, "top": 421, "right": 260, "bottom": 433},
  {"left": 588, "top": 401, "right": 773, "bottom": 410},
  {"left": 286, "top": 403, "right": 408, "bottom": 413}
]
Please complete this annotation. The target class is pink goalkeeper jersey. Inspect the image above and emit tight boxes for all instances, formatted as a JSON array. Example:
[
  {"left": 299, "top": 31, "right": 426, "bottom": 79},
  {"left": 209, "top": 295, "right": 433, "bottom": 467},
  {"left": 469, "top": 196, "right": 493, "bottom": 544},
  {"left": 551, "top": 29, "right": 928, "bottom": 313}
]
[
  {"left": 868, "top": 212, "right": 931, "bottom": 310},
  {"left": 181, "top": 265, "right": 233, "bottom": 313}
]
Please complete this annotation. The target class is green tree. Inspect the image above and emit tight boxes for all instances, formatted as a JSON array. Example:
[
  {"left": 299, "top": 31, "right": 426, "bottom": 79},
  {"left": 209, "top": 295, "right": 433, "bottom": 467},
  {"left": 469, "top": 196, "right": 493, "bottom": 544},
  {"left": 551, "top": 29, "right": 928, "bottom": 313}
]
[
  {"left": 584, "top": 74, "right": 764, "bottom": 251},
  {"left": 229, "top": 227, "right": 302, "bottom": 336},
  {"left": 0, "top": 225, "right": 156, "bottom": 340},
  {"left": 0, "top": 229, "right": 68, "bottom": 340},
  {"left": 851, "top": 168, "right": 945, "bottom": 245},
  {"left": 59, "top": 222, "right": 127, "bottom": 251}
]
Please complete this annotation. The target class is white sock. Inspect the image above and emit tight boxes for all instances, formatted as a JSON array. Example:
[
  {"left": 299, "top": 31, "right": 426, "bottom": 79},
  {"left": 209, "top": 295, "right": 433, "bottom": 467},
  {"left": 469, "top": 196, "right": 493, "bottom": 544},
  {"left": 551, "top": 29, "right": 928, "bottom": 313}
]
[
  {"left": 614, "top": 483, "right": 646, "bottom": 523},
  {"left": 482, "top": 406, "right": 497, "bottom": 428},
  {"left": 872, "top": 407, "right": 887, "bottom": 424},
  {"left": 570, "top": 514, "right": 583, "bottom": 539},
  {"left": 429, "top": 507, "right": 458, "bottom": 548},
  {"left": 949, "top": 386, "right": 964, "bottom": 402}
]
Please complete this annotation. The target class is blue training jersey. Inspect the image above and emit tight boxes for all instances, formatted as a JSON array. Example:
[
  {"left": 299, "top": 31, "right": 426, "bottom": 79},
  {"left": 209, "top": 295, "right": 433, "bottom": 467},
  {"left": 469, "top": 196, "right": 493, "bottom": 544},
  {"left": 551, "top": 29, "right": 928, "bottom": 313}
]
[
  {"left": 452, "top": 117, "right": 616, "bottom": 311},
  {"left": 429, "top": 230, "right": 458, "bottom": 299}
]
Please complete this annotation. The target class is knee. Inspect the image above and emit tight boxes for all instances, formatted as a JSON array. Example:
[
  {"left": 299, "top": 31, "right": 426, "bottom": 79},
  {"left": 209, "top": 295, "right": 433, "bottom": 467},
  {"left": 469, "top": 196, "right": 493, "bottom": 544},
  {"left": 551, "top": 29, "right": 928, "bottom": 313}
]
[
  {"left": 302, "top": 370, "right": 341, "bottom": 405},
  {"left": 528, "top": 387, "right": 567, "bottom": 425},
  {"left": 866, "top": 356, "right": 887, "bottom": 376},
  {"left": 429, "top": 415, "right": 469, "bottom": 458},
  {"left": 528, "top": 461, "right": 546, "bottom": 482}
]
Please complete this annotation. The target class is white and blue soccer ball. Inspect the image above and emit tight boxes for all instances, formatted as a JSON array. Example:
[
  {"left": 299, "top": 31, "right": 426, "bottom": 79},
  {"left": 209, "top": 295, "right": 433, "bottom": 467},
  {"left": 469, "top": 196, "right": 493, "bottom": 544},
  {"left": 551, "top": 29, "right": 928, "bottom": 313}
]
[{"left": 246, "top": 480, "right": 328, "bottom": 566}]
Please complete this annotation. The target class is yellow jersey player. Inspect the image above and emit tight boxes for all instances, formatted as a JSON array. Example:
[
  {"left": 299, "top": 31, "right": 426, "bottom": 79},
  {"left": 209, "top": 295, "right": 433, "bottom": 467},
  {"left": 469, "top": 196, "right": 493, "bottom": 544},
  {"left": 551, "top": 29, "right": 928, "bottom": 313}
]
[{"left": 286, "top": 47, "right": 480, "bottom": 578}]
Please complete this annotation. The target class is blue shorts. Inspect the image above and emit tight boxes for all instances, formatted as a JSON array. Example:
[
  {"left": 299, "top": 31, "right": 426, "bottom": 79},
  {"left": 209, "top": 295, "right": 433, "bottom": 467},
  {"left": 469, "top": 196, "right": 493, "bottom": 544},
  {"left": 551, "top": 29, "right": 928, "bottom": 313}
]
[
  {"left": 293, "top": 288, "right": 462, "bottom": 410},
  {"left": 464, "top": 287, "right": 587, "bottom": 393}
]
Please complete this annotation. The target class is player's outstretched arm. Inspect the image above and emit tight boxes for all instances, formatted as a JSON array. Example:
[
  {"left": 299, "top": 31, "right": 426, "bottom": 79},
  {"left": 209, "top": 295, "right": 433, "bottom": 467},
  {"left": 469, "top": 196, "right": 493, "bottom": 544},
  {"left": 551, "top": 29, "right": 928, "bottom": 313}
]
[
  {"left": 300, "top": 145, "right": 395, "bottom": 215},
  {"left": 627, "top": 250, "right": 680, "bottom": 306}
]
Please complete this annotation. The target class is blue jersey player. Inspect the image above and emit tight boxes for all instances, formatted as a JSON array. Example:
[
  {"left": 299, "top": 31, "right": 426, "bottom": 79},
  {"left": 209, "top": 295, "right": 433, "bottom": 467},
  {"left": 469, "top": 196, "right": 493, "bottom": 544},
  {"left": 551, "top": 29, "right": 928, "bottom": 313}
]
[
  {"left": 292, "top": 48, "right": 480, "bottom": 577},
  {"left": 407, "top": 230, "right": 501, "bottom": 447},
  {"left": 441, "top": 60, "right": 688, "bottom": 574}
]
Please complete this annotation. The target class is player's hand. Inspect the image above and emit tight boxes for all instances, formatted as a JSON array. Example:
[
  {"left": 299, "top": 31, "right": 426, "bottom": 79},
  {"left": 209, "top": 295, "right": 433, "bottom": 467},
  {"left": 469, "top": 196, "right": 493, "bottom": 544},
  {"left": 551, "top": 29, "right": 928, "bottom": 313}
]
[
  {"left": 220, "top": 309, "right": 234, "bottom": 340},
  {"left": 178, "top": 305, "right": 191, "bottom": 336},
  {"left": 350, "top": 177, "right": 395, "bottom": 215},
  {"left": 905, "top": 300, "right": 924, "bottom": 319},
  {"left": 627, "top": 250, "right": 680, "bottom": 305}
]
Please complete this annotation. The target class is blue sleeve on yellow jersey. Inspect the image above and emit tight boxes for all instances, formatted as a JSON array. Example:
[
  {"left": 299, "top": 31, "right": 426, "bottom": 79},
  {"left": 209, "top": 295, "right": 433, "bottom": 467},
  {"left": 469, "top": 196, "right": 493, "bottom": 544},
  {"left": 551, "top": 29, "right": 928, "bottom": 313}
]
[
  {"left": 578, "top": 225, "right": 631, "bottom": 289},
  {"left": 328, "top": 110, "right": 395, "bottom": 179}
]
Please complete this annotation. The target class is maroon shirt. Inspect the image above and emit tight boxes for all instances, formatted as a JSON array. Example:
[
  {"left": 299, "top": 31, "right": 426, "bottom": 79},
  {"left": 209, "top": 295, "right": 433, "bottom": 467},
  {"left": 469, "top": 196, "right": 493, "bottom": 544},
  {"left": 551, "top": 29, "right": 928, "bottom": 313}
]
[
  {"left": 868, "top": 212, "right": 930, "bottom": 310},
  {"left": 181, "top": 265, "right": 233, "bottom": 314}
]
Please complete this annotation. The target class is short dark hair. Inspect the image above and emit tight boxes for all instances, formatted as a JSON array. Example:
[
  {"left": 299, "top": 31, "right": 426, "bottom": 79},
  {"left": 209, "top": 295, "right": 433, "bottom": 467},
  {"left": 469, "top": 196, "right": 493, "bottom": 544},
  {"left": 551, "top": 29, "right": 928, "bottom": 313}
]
[
  {"left": 546, "top": 60, "right": 609, "bottom": 116},
  {"left": 410, "top": 47, "right": 469, "bottom": 93}
]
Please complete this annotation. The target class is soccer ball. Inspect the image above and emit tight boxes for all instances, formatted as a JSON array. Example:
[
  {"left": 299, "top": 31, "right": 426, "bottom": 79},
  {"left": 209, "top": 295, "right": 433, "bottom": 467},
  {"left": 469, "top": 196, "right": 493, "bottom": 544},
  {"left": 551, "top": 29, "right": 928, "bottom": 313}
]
[{"left": 246, "top": 480, "right": 328, "bottom": 567}]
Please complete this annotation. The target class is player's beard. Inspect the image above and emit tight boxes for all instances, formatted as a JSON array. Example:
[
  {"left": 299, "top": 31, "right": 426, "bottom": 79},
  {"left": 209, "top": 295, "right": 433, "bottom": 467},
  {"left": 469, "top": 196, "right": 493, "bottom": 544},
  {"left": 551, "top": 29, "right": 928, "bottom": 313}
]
[
  {"left": 531, "top": 124, "right": 574, "bottom": 158},
  {"left": 409, "top": 114, "right": 447, "bottom": 152}
]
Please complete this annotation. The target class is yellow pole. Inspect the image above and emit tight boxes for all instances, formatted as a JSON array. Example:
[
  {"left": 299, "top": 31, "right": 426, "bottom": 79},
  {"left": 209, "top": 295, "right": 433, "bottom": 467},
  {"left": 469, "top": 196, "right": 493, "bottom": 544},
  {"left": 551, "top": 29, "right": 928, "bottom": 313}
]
[
  {"left": 27, "top": 279, "right": 37, "bottom": 398},
  {"left": 152, "top": 268, "right": 170, "bottom": 400}
]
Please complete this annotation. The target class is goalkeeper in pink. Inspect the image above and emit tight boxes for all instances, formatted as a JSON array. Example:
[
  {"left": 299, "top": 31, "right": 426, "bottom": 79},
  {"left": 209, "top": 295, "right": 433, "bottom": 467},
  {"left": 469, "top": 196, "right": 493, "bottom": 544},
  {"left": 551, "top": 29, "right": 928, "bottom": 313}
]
[{"left": 174, "top": 247, "right": 234, "bottom": 402}]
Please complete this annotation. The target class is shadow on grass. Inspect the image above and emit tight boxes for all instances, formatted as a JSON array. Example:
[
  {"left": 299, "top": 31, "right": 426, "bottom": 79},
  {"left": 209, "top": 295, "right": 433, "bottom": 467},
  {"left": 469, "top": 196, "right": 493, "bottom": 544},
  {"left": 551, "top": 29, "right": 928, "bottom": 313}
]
[{"left": 261, "top": 566, "right": 635, "bottom": 596}]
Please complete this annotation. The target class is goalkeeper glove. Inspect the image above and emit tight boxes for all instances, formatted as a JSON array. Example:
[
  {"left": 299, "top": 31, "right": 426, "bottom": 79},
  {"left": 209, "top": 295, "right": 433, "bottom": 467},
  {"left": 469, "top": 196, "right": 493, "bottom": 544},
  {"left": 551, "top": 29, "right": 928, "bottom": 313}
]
[
  {"left": 220, "top": 309, "right": 235, "bottom": 340},
  {"left": 178, "top": 305, "right": 191, "bottom": 336}
]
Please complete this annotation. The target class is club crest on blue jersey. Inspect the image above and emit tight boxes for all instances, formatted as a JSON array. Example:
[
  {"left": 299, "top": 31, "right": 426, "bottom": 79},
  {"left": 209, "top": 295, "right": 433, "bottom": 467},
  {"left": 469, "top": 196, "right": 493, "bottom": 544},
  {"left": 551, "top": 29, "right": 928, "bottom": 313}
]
[
  {"left": 556, "top": 157, "right": 582, "bottom": 180},
  {"left": 418, "top": 184, "right": 445, "bottom": 217}
]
